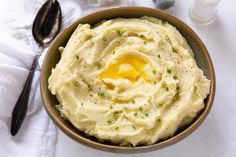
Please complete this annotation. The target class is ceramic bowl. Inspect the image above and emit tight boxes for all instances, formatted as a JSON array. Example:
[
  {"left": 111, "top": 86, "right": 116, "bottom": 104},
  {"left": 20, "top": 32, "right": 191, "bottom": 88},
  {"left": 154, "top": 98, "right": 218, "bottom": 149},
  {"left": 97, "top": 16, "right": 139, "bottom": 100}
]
[{"left": 40, "top": 6, "right": 215, "bottom": 153}]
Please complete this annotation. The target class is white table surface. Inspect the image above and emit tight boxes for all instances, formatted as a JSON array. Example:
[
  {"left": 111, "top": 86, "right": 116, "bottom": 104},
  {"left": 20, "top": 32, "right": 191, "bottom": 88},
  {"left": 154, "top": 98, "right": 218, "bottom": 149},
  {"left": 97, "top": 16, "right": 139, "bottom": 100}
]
[{"left": 54, "top": 0, "right": 236, "bottom": 156}]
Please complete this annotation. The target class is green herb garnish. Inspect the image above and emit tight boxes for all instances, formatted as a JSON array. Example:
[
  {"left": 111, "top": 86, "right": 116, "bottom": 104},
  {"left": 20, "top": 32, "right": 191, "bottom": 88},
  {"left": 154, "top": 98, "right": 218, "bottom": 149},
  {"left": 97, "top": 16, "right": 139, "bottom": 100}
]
[
  {"left": 166, "top": 36, "right": 171, "bottom": 43},
  {"left": 74, "top": 80, "right": 80, "bottom": 87},
  {"left": 96, "top": 62, "right": 102, "bottom": 68},
  {"left": 113, "top": 112, "right": 119, "bottom": 120},
  {"left": 140, "top": 34, "right": 145, "bottom": 39},
  {"left": 134, "top": 112, "right": 138, "bottom": 117},
  {"left": 86, "top": 34, "right": 93, "bottom": 40},
  {"left": 109, "top": 106, "right": 113, "bottom": 109},
  {"left": 75, "top": 54, "right": 80, "bottom": 60},
  {"left": 152, "top": 69, "right": 156, "bottom": 74},
  {"left": 87, "top": 84, "right": 92, "bottom": 91},
  {"left": 116, "top": 30, "right": 123, "bottom": 36},
  {"left": 174, "top": 85, "right": 181, "bottom": 101},
  {"left": 145, "top": 113, "right": 149, "bottom": 117},
  {"left": 138, "top": 107, "right": 143, "bottom": 112},
  {"left": 158, "top": 54, "right": 161, "bottom": 59},
  {"left": 167, "top": 68, "right": 172, "bottom": 74},
  {"left": 158, "top": 103, "right": 163, "bottom": 107},
  {"left": 98, "top": 92, "right": 105, "bottom": 97},
  {"left": 175, "top": 93, "right": 180, "bottom": 100},
  {"left": 107, "top": 120, "right": 112, "bottom": 124},
  {"left": 82, "top": 79, "right": 92, "bottom": 91},
  {"left": 173, "top": 75, "right": 178, "bottom": 80},
  {"left": 115, "top": 126, "right": 119, "bottom": 130},
  {"left": 81, "top": 102, "right": 84, "bottom": 106},
  {"left": 162, "top": 81, "right": 169, "bottom": 91},
  {"left": 172, "top": 47, "right": 178, "bottom": 53},
  {"left": 102, "top": 37, "right": 107, "bottom": 41},
  {"left": 112, "top": 50, "right": 116, "bottom": 55}
]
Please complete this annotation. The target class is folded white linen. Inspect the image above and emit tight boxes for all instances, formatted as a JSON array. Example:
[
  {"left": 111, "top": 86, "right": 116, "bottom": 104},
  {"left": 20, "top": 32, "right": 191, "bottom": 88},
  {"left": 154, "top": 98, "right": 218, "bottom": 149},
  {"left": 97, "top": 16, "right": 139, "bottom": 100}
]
[{"left": 0, "top": 0, "right": 83, "bottom": 156}]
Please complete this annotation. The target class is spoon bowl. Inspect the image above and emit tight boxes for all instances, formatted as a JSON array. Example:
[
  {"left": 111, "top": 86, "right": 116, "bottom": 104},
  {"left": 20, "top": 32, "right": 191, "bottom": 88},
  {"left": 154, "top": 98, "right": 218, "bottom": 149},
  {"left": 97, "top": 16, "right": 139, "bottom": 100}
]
[{"left": 33, "top": 0, "right": 62, "bottom": 46}]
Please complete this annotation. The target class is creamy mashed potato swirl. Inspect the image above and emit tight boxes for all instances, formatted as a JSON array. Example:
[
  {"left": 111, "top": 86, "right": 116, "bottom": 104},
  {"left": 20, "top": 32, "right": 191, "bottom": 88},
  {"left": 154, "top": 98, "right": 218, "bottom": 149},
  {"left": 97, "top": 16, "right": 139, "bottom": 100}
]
[{"left": 48, "top": 16, "right": 210, "bottom": 146}]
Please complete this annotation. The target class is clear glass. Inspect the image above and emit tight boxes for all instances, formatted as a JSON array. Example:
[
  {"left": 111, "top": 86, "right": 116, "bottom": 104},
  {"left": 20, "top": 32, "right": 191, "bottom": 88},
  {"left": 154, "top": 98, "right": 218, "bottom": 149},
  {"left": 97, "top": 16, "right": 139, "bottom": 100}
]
[
  {"left": 86, "top": 0, "right": 134, "bottom": 7},
  {"left": 189, "top": 0, "right": 222, "bottom": 25}
]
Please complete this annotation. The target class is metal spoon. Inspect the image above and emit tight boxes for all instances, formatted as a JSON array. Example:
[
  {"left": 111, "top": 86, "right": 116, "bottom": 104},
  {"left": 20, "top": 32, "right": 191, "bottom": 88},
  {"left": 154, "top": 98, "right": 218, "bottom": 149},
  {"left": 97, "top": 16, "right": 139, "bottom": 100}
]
[
  {"left": 153, "top": 0, "right": 175, "bottom": 10},
  {"left": 10, "top": 0, "right": 62, "bottom": 136}
]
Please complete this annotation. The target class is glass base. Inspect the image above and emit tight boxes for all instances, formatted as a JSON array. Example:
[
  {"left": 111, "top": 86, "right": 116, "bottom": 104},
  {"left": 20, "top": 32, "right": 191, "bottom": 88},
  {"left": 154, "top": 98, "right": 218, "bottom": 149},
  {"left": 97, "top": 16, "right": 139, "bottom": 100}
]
[{"left": 189, "top": 7, "right": 217, "bottom": 25}]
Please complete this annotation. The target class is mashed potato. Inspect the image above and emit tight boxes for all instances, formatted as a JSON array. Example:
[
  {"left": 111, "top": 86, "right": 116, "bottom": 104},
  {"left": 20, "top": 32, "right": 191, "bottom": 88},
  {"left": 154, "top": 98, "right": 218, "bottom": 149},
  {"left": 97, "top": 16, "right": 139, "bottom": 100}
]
[{"left": 48, "top": 16, "right": 210, "bottom": 146}]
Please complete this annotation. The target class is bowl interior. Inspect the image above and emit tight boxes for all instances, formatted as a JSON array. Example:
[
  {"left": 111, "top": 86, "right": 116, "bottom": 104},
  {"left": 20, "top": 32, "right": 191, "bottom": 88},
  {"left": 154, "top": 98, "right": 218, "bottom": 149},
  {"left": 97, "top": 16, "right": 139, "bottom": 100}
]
[{"left": 40, "top": 7, "right": 215, "bottom": 153}]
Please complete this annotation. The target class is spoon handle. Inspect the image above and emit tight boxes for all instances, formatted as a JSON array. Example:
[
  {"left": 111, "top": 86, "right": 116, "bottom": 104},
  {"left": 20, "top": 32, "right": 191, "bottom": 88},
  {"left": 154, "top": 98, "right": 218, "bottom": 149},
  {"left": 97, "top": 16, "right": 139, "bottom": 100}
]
[{"left": 10, "top": 53, "right": 40, "bottom": 136}]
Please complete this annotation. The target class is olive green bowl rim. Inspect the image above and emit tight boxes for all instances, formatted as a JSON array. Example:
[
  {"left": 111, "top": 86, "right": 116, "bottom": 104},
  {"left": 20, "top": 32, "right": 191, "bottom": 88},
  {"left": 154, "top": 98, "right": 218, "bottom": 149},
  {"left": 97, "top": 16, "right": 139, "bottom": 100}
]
[{"left": 40, "top": 6, "right": 216, "bottom": 153}]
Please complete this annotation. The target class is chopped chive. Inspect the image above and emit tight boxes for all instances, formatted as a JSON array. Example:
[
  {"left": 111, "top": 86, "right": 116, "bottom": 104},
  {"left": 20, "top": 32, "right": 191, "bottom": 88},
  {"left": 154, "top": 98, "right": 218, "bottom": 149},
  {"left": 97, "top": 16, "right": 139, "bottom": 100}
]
[
  {"left": 145, "top": 113, "right": 149, "bottom": 117},
  {"left": 109, "top": 106, "right": 113, "bottom": 109},
  {"left": 123, "top": 106, "right": 128, "bottom": 110},
  {"left": 75, "top": 54, "right": 80, "bottom": 60},
  {"left": 86, "top": 34, "right": 93, "bottom": 40},
  {"left": 172, "top": 47, "right": 178, "bottom": 53},
  {"left": 138, "top": 107, "right": 143, "bottom": 112},
  {"left": 166, "top": 36, "right": 171, "bottom": 43},
  {"left": 158, "top": 54, "right": 161, "bottom": 59},
  {"left": 159, "top": 103, "right": 163, "bottom": 107},
  {"left": 116, "top": 30, "right": 123, "bottom": 36},
  {"left": 152, "top": 69, "right": 156, "bottom": 74},
  {"left": 115, "top": 126, "right": 119, "bottom": 130},
  {"left": 96, "top": 62, "right": 102, "bottom": 68},
  {"left": 140, "top": 34, "right": 145, "bottom": 39},
  {"left": 102, "top": 36, "right": 107, "bottom": 41},
  {"left": 132, "top": 125, "right": 136, "bottom": 130},
  {"left": 74, "top": 80, "right": 80, "bottom": 87},
  {"left": 173, "top": 75, "right": 178, "bottom": 80},
  {"left": 87, "top": 84, "right": 92, "bottom": 91},
  {"left": 134, "top": 112, "right": 138, "bottom": 117},
  {"left": 81, "top": 102, "right": 84, "bottom": 106},
  {"left": 82, "top": 79, "right": 92, "bottom": 91},
  {"left": 167, "top": 68, "right": 172, "bottom": 74},
  {"left": 157, "top": 118, "right": 162, "bottom": 123},
  {"left": 174, "top": 86, "right": 181, "bottom": 101},
  {"left": 162, "top": 81, "right": 169, "bottom": 91},
  {"left": 162, "top": 81, "right": 167, "bottom": 88},
  {"left": 132, "top": 100, "right": 135, "bottom": 104},
  {"left": 84, "top": 83, "right": 91, "bottom": 91},
  {"left": 107, "top": 120, "right": 112, "bottom": 124},
  {"left": 98, "top": 92, "right": 105, "bottom": 97},
  {"left": 112, "top": 50, "right": 116, "bottom": 55},
  {"left": 175, "top": 93, "right": 180, "bottom": 100},
  {"left": 113, "top": 113, "right": 119, "bottom": 120},
  {"left": 144, "top": 40, "right": 147, "bottom": 44},
  {"left": 176, "top": 85, "right": 180, "bottom": 92}
]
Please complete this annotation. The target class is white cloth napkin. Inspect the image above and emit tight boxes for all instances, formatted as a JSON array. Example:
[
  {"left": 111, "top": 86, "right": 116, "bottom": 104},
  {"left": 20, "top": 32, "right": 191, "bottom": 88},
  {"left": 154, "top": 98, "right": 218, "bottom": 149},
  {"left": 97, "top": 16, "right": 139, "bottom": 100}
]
[{"left": 0, "top": 0, "right": 83, "bottom": 156}]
